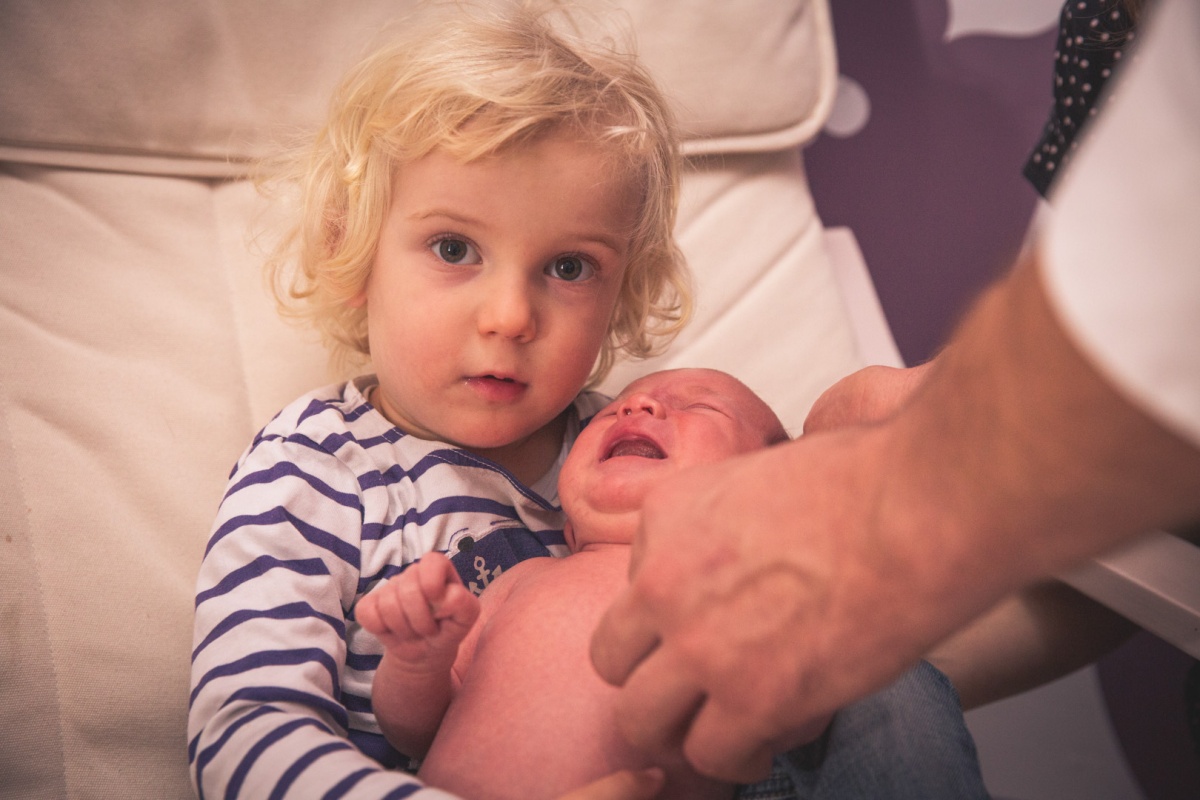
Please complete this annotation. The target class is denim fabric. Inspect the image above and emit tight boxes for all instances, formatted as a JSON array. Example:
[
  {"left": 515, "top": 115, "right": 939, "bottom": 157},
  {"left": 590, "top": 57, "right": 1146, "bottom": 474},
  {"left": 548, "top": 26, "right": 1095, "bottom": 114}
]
[{"left": 739, "top": 661, "right": 989, "bottom": 799}]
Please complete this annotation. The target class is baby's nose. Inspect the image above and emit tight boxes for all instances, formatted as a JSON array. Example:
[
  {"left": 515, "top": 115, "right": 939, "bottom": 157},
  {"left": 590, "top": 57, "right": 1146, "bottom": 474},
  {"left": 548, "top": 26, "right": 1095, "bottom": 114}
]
[{"left": 618, "top": 392, "right": 664, "bottom": 418}]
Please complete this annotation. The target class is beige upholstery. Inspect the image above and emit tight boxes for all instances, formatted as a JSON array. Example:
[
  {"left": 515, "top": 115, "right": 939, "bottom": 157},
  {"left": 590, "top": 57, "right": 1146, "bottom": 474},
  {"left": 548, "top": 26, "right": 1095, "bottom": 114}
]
[
  {"left": 0, "top": 0, "right": 834, "bottom": 170},
  {"left": 0, "top": 2, "right": 860, "bottom": 798}
]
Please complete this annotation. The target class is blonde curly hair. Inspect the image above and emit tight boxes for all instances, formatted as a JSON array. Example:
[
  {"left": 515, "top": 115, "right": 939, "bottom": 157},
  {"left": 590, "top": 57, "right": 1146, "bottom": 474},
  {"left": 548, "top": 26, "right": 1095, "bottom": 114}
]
[{"left": 265, "top": 1, "right": 690, "bottom": 384}]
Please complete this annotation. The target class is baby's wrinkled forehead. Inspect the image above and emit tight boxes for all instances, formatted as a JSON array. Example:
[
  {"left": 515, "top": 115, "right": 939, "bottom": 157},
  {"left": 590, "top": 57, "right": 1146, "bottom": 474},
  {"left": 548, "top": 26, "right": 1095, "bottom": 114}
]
[{"left": 621, "top": 368, "right": 786, "bottom": 444}]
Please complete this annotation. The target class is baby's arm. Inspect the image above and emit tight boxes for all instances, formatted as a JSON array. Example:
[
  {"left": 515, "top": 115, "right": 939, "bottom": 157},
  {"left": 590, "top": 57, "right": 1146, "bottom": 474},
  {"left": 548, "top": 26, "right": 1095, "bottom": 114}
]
[{"left": 357, "top": 551, "right": 481, "bottom": 759}]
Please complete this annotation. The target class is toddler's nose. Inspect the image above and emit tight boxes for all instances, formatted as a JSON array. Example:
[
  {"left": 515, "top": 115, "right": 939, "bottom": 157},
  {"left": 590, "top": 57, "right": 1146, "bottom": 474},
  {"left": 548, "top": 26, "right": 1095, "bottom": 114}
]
[{"left": 479, "top": 275, "right": 536, "bottom": 342}]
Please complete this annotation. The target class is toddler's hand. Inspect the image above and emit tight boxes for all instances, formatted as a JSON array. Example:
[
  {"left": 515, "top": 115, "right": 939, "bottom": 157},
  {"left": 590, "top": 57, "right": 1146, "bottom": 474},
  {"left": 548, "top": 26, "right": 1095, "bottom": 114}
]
[{"left": 357, "top": 552, "right": 480, "bottom": 667}]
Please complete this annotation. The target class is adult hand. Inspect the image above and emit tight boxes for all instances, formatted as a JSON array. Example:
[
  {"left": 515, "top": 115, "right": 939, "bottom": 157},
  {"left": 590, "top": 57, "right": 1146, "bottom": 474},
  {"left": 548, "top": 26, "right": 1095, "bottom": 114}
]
[
  {"left": 591, "top": 255, "right": 1200, "bottom": 784},
  {"left": 558, "top": 768, "right": 665, "bottom": 800},
  {"left": 590, "top": 426, "right": 931, "bottom": 783},
  {"left": 803, "top": 362, "right": 933, "bottom": 434}
]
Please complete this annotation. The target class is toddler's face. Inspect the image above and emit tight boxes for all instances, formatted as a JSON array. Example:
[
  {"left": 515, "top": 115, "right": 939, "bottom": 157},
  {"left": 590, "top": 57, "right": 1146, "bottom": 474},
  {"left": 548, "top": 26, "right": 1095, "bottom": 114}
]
[
  {"left": 559, "top": 368, "right": 786, "bottom": 545},
  {"left": 354, "top": 133, "right": 639, "bottom": 471}
]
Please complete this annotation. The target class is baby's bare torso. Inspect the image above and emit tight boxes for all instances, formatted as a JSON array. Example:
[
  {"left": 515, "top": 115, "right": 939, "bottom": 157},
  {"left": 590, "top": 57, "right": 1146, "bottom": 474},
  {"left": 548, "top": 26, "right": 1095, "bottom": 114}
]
[{"left": 418, "top": 547, "right": 732, "bottom": 800}]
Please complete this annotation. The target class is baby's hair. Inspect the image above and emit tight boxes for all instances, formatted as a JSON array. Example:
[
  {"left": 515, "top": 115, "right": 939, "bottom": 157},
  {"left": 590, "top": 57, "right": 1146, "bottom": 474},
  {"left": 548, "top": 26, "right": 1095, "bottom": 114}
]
[{"left": 265, "top": 0, "right": 690, "bottom": 383}]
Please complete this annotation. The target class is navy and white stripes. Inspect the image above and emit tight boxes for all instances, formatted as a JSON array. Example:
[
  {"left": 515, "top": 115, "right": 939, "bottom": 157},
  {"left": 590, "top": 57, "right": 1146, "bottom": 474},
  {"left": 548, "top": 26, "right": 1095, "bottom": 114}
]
[{"left": 188, "top": 376, "right": 606, "bottom": 799}]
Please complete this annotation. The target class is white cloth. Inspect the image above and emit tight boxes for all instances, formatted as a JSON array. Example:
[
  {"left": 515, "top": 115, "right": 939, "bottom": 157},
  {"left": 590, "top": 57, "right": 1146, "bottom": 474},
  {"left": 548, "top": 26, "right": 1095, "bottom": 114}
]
[{"left": 1041, "top": 0, "right": 1200, "bottom": 448}]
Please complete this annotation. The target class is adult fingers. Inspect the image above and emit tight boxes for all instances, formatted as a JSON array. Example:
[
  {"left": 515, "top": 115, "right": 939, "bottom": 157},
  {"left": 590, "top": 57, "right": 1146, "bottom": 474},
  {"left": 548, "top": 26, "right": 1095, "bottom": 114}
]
[
  {"left": 679, "top": 699, "right": 777, "bottom": 784},
  {"left": 558, "top": 768, "right": 665, "bottom": 800},
  {"left": 589, "top": 585, "right": 663, "bottom": 687},
  {"left": 609, "top": 646, "right": 705, "bottom": 757}
]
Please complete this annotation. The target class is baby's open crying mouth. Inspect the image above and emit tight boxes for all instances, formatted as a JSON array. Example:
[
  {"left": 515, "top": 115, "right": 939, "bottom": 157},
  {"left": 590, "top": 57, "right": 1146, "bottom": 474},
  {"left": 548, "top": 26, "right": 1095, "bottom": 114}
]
[{"left": 604, "top": 438, "right": 666, "bottom": 461}]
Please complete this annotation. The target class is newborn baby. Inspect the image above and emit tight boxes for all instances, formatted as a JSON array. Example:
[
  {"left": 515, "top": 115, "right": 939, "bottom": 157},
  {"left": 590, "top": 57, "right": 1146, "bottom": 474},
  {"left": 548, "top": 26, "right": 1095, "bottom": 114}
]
[{"left": 358, "top": 368, "right": 788, "bottom": 799}]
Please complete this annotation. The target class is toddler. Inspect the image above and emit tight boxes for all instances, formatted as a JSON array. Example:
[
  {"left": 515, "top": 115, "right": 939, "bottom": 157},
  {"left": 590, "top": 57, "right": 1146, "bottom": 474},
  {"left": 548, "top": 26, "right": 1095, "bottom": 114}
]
[
  {"left": 188, "top": 4, "right": 687, "bottom": 799},
  {"left": 359, "top": 369, "right": 991, "bottom": 800}
]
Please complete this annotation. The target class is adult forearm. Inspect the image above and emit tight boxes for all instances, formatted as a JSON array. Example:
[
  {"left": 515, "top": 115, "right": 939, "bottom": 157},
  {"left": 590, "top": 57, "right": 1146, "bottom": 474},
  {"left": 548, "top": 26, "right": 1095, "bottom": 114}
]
[
  {"left": 928, "top": 580, "right": 1137, "bottom": 710},
  {"left": 876, "top": 248, "right": 1200, "bottom": 647},
  {"left": 590, "top": 243, "right": 1200, "bottom": 782}
]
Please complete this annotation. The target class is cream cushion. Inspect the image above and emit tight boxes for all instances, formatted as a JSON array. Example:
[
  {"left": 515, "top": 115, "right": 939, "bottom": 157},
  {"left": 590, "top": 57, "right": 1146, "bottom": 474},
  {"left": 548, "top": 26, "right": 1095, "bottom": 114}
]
[
  {"left": 0, "top": 2, "right": 859, "bottom": 798},
  {"left": 0, "top": 0, "right": 834, "bottom": 170}
]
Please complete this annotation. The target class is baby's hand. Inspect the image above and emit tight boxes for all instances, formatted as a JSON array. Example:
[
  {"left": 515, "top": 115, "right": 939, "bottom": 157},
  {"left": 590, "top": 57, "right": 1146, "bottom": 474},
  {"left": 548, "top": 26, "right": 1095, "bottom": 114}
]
[{"left": 357, "top": 552, "right": 480, "bottom": 667}]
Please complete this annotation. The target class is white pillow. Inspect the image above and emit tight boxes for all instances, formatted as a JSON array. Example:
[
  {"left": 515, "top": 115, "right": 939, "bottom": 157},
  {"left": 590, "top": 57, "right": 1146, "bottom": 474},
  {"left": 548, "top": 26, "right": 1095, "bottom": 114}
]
[{"left": 0, "top": 0, "right": 834, "bottom": 173}]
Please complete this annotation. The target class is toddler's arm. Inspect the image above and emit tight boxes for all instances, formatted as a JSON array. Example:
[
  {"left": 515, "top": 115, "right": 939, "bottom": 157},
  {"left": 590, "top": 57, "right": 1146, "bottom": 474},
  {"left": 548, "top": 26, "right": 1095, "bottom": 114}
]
[{"left": 357, "top": 551, "right": 481, "bottom": 758}]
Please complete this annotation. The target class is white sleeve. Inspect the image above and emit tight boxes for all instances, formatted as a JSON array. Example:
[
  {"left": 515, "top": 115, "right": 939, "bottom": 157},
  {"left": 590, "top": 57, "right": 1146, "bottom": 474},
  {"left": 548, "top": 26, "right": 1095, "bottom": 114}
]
[{"left": 1040, "top": 0, "right": 1200, "bottom": 448}]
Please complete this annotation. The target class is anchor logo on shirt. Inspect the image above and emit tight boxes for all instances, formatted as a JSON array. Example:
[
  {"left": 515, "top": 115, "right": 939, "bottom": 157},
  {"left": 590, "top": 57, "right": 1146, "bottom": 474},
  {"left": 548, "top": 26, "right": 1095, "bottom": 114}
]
[{"left": 468, "top": 555, "right": 503, "bottom": 595}]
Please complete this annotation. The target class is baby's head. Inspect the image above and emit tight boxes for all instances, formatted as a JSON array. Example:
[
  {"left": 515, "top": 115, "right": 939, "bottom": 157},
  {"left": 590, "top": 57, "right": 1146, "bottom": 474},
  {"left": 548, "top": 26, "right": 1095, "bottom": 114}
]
[
  {"left": 560, "top": 368, "right": 787, "bottom": 548},
  {"left": 270, "top": 1, "right": 689, "bottom": 384}
]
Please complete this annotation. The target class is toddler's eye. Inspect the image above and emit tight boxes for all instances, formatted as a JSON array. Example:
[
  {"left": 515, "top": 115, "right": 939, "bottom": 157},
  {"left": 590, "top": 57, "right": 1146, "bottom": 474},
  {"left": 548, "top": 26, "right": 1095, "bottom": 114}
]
[
  {"left": 547, "top": 255, "right": 594, "bottom": 282},
  {"left": 432, "top": 237, "right": 479, "bottom": 265}
]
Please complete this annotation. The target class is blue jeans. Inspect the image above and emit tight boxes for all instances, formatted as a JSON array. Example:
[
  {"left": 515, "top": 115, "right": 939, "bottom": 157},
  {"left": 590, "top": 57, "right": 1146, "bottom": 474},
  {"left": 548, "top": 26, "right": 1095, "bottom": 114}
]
[{"left": 739, "top": 661, "right": 990, "bottom": 799}]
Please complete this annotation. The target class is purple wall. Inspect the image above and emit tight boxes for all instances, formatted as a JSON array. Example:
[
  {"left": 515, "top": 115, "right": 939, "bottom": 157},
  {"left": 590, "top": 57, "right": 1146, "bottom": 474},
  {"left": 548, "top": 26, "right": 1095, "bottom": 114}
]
[{"left": 807, "top": 0, "right": 1052, "bottom": 364}]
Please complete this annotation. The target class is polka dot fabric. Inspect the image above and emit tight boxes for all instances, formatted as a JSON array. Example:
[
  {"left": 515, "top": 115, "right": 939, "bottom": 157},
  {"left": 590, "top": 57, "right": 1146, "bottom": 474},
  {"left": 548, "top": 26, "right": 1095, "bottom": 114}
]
[{"left": 1024, "top": 0, "right": 1139, "bottom": 197}]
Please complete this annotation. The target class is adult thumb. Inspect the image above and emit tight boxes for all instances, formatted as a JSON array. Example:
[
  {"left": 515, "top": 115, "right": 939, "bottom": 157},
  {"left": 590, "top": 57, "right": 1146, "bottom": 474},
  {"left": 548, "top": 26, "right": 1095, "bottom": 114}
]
[{"left": 559, "top": 768, "right": 666, "bottom": 800}]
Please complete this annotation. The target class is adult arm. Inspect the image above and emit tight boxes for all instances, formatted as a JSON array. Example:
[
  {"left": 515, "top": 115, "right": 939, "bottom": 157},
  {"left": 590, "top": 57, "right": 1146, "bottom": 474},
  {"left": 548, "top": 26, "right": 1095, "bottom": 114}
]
[
  {"left": 591, "top": 251, "right": 1200, "bottom": 781},
  {"left": 591, "top": 0, "right": 1200, "bottom": 779},
  {"left": 926, "top": 580, "right": 1137, "bottom": 710},
  {"left": 805, "top": 361, "right": 1141, "bottom": 710}
]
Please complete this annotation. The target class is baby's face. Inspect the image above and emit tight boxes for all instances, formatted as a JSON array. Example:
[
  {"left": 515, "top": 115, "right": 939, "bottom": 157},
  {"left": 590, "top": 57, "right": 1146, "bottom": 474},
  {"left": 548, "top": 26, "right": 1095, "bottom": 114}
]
[{"left": 559, "top": 368, "right": 786, "bottom": 547}]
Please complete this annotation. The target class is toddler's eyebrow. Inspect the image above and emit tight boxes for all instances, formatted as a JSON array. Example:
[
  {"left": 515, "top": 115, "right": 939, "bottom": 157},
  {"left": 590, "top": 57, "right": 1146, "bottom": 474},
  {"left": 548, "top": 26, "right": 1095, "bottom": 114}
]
[
  {"left": 575, "top": 231, "right": 627, "bottom": 258},
  {"left": 408, "top": 209, "right": 486, "bottom": 227},
  {"left": 409, "top": 209, "right": 625, "bottom": 257}
]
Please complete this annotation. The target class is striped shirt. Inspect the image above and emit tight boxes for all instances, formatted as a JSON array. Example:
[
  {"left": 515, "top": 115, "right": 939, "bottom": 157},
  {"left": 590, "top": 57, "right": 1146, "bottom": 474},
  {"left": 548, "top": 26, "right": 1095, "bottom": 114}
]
[{"left": 188, "top": 376, "right": 607, "bottom": 799}]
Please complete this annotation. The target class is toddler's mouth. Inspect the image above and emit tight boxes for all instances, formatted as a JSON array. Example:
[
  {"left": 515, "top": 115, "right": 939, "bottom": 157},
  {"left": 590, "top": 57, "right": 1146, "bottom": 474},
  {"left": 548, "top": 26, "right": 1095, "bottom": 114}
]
[
  {"left": 466, "top": 374, "right": 526, "bottom": 401},
  {"left": 471, "top": 373, "right": 523, "bottom": 387}
]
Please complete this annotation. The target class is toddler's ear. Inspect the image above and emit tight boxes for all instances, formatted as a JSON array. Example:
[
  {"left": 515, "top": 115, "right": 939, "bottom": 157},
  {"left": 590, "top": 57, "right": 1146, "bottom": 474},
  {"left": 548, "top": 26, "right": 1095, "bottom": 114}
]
[{"left": 347, "top": 289, "right": 367, "bottom": 308}]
